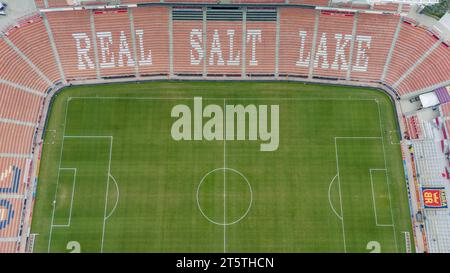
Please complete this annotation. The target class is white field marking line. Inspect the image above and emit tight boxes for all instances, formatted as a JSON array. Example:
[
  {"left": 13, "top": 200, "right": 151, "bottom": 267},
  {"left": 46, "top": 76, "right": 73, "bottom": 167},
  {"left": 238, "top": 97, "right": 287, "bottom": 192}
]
[
  {"left": 48, "top": 97, "right": 70, "bottom": 253},
  {"left": 334, "top": 136, "right": 387, "bottom": 253},
  {"left": 223, "top": 98, "right": 226, "bottom": 254},
  {"left": 376, "top": 100, "right": 399, "bottom": 252},
  {"left": 328, "top": 174, "right": 343, "bottom": 221},
  {"left": 369, "top": 169, "right": 394, "bottom": 227},
  {"left": 68, "top": 96, "right": 378, "bottom": 102},
  {"left": 196, "top": 168, "right": 253, "bottom": 226},
  {"left": 64, "top": 135, "right": 113, "bottom": 139},
  {"left": 54, "top": 135, "right": 113, "bottom": 253},
  {"left": 334, "top": 137, "right": 347, "bottom": 253},
  {"left": 105, "top": 174, "right": 119, "bottom": 220},
  {"left": 56, "top": 95, "right": 380, "bottom": 252},
  {"left": 102, "top": 136, "right": 113, "bottom": 253},
  {"left": 389, "top": 130, "right": 401, "bottom": 145},
  {"left": 97, "top": 136, "right": 113, "bottom": 253},
  {"left": 334, "top": 136, "right": 382, "bottom": 139},
  {"left": 52, "top": 168, "right": 77, "bottom": 228}
]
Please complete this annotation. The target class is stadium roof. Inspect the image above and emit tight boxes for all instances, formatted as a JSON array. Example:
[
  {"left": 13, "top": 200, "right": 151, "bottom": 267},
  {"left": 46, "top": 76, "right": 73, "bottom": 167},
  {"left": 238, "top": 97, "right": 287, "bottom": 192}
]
[{"left": 420, "top": 92, "right": 440, "bottom": 108}]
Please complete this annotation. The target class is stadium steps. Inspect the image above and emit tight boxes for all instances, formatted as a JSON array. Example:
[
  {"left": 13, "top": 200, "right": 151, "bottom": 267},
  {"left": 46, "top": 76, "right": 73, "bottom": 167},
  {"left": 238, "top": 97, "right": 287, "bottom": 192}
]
[
  {"left": 392, "top": 39, "right": 444, "bottom": 89},
  {"left": 1, "top": 36, "right": 53, "bottom": 87},
  {"left": 381, "top": 17, "right": 403, "bottom": 83},
  {"left": 42, "top": 13, "right": 66, "bottom": 84}
]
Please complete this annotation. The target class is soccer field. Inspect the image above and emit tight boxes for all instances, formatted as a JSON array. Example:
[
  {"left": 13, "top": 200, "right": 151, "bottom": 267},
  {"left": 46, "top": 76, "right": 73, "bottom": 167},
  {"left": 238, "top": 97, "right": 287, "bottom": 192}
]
[{"left": 31, "top": 81, "right": 414, "bottom": 253}]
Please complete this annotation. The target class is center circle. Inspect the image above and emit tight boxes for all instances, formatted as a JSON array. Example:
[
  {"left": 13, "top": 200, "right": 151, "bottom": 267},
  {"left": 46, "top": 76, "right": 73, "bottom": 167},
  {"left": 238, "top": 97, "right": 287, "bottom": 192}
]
[{"left": 196, "top": 168, "right": 252, "bottom": 226}]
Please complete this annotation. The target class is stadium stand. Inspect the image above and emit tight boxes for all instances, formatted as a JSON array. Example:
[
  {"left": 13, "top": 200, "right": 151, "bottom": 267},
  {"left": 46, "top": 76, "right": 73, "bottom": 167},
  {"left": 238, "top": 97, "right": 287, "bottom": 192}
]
[
  {"left": 0, "top": 159, "right": 27, "bottom": 194},
  {"left": 0, "top": 198, "right": 21, "bottom": 238},
  {"left": 0, "top": 124, "right": 35, "bottom": 155},
  {"left": 232, "top": 0, "right": 285, "bottom": 3},
  {"left": 206, "top": 14, "right": 244, "bottom": 75},
  {"left": 425, "top": 210, "right": 450, "bottom": 253},
  {"left": 373, "top": 2, "right": 399, "bottom": 11},
  {"left": 440, "top": 102, "right": 450, "bottom": 116},
  {"left": 122, "top": 0, "right": 160, "bottom": 3},
  {"left": 406, "top": 115, "right": 423, "bottom": 139},
  {"left": 93, "top": 9, "right": 136, "bottom": 77},
  {"left": 396, "top": 42, "right": 450, "bottom": 95},
  {"left": 34, "top": 0, "right": 45, "bottom": 9},
  {"left": 278, "top": 7, "right": 316, "bottom": 77},
  {"left": 289, "top": 0, "right": 330, "bottom": 5},
  {"left": 132, "top": 6, "right": 170, "bottom": 76},
  {"left": 246, "top": 9, "right": 277, "bottom": 75},
  {"left": 5, "top": 16, "right": 61, "bottom": 84},
  {"left": 409, "top": 123, "right": 450, "bottom": 252},
  {"left": 312, "top": 10, "right": 355, "bottom": 80},
  {"left": 0, "top": 38, "right": 50, "bottom": 92},
  {"left": 173, "top": 7, "right": 204, "bottom": 75},
  {"left": 45, "top": 10, "right": 98, "bottom": 80},
  {"left": 0, "top": 84, "right": 43, "bottom": 123},
  {"left": 0, "top": 166, "right": 21, "bottom": 194},
  {"left": 165, "top": 0, "right": 217, "bottom": 2},
  {"left": 384, "top": 21, "right": 438, "bottom": 92},
  {"left": 350, "top": 13, "right": 400, "bottom": 82},
  {"left": 0, "top": 241, "right": 18, "bottom": 253}
]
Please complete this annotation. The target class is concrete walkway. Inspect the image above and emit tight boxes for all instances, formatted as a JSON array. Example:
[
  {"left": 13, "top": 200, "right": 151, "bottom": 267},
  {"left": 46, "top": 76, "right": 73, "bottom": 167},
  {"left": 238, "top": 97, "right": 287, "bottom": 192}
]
[{"left": 0, "top": 0, "right": 37, "bottom": 32}]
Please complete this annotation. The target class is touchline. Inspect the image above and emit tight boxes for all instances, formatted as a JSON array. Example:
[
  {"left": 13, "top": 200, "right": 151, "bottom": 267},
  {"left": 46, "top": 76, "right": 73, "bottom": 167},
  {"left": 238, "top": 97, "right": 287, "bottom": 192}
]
[{"left": 171, "top": 97, "right": 279, "bottom": 152}]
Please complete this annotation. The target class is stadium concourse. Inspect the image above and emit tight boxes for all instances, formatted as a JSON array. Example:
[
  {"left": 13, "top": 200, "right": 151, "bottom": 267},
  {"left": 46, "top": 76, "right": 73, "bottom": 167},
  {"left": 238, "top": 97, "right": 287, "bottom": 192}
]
[{"left": 0, "top": 0, "right": 448, "bottom": 253}]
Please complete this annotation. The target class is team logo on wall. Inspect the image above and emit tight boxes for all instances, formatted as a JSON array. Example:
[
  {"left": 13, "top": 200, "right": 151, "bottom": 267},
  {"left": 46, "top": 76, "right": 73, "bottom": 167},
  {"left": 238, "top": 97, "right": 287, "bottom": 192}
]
[{"left": 422, "top": 187, "right": 448, "bottom": 209}]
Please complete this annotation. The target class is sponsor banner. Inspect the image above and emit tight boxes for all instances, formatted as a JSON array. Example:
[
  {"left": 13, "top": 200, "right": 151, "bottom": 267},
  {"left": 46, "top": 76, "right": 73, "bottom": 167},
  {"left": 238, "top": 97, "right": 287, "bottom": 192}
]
[{"left": 422, "top": 187, "right": 448, "bottom": 209}]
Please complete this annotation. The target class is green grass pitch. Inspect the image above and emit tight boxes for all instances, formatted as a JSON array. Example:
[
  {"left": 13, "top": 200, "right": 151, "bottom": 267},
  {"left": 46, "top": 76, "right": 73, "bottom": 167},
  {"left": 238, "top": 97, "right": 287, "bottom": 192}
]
[{"left": 31, "top": 81, "right": 414, "bottom": 253}]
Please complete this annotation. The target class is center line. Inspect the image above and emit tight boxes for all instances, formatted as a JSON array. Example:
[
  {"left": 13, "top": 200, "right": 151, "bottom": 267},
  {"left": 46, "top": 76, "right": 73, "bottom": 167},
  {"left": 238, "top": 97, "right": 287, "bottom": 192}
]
[{"left": 223, "top": 98, "right": 226, "bottom": 253}]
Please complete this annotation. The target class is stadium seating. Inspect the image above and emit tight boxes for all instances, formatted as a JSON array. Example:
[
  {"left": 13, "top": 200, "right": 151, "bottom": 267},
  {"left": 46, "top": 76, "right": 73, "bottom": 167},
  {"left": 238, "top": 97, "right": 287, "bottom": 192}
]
[
  {"left": 313, "top": 10, "right": 355, "bottom": 80},
  {"left": 0, "top": 38, "right": 50, "bottom": 92},
  {"left": 34, "top": 0, "right": 46, "bottom": 9},
  {"left": 246, "top": 17, "right": 277, "bottom": 75},
  {"left": 0, "top": 124, "right": 35, "bottom": 155},
  {"left": 0, "top": 198, "right": 22, "bottom": 239},
  {"left": 0, "top": 159, "right": 27, "bottom": 195},
  {"left": 0, "top": 84, "right": 43, "bottom": 123},
  {"left": 406, "top": 115, "right": 422, "bottom": 139},
  {"left": 206, "top": 20, "right": 244, "bottom": 75},
  {"left": 396, "top": 42, "right": 450, "bottom": 95},
  {"left": 0, "top": 241, "right": 17, "bottom": 253},
  {"left": 122, "top": 0, "right": 161, "bottom": 3},
  {"left": 165, "top": 0, "right": 217, "bottom": 2},
  {"left": 0, "top": 166, "right": 21, "bottom": 194},
  {"left": 173, "top": 8, "right": 204, "bottom": 75},
  {"left": 350, "top": 13, "right": 400, "bottom": 82},
  {"left": 46, "top": 10, "right": 98, "bottom": 81},
  {"left": 5, "top": 16, "right": 60, "bottom": 84},
  {"left": 232, "top": 0, "right": 284, "bottom": 3},
  {"left": 384, "top": 22, "right": 437, "bottom": 91},
  {"left": 289, "top": 0, "right": 330, "bottom": 6},
  {"left": 43, "top": 0, "right": 111, "bottom": 8},
  {"left": 19, "top": 4, "right": 448, "bottom": 92},
  {"left": 93, "top": 9, "right": 136, "bottom": 77},
  {"left": 278, "top": 7, "right": 316, "bottom": 77},
  {"left": 440, "top": 102, "right": 450, "bottom": 117},
  {"left": 373, "top": 2, "right": 399, "bottom": 12},
  {"left": 132, "top": 7, "right": 170, "bottom": 76}
]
